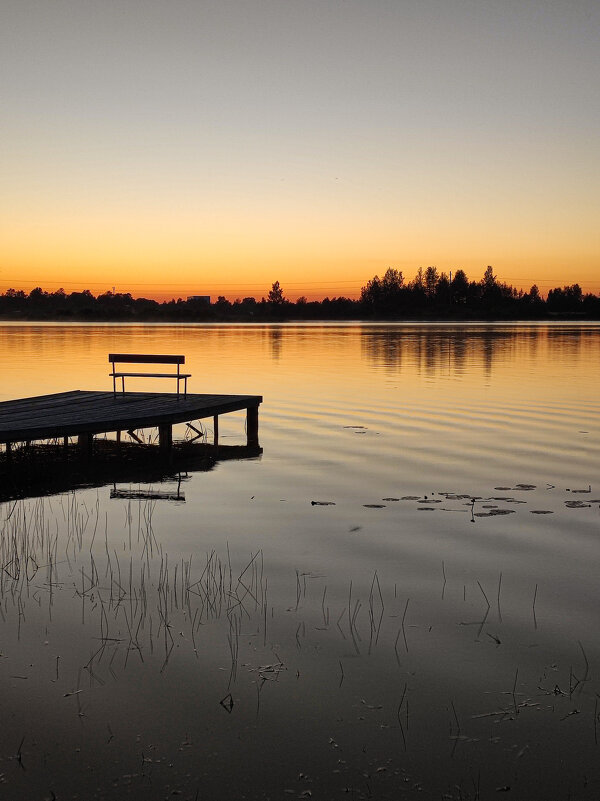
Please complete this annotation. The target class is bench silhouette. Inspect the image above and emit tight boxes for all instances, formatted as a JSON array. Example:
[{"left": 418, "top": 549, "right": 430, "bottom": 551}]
[{"left": 109, "top": 353, "right": 191, "bottom": 396}]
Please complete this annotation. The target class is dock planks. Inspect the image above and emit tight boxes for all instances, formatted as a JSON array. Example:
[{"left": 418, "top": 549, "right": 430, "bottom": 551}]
[{"left": 0, "top": 390, "right": 262, "bottom": 444}]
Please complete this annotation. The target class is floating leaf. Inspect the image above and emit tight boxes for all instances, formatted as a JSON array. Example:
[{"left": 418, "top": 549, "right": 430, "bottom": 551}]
[{"left": 474, "top": 509, "right": 516, "bottom": 517}]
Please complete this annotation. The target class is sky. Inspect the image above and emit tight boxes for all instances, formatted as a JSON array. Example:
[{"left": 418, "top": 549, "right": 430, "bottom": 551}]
[{"left": 1, "top": 0, "right": 599, "bottom": 301}]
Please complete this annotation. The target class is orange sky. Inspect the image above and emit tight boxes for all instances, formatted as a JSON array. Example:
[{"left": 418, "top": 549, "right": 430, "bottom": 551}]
[
  {"left": 2, "top": 1, "right": 598, "bottom": 302},
  {"left": 2, "top": 203, "right": 597, "bottom": 301}
]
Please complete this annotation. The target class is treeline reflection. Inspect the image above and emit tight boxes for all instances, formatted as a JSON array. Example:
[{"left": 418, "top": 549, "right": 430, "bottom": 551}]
[{"left": 360, "top": 324, "right": 599, "bottom": 376}]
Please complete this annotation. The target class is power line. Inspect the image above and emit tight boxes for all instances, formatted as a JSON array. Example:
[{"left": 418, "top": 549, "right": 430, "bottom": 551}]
[{"left": 500, "top": 277, "right": 586, "bottom": 285}]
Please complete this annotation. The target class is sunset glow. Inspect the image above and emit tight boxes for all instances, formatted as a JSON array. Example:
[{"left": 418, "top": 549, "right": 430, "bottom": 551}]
[{"left": 2, "top": 1, "right": 599, "bottom": 301}]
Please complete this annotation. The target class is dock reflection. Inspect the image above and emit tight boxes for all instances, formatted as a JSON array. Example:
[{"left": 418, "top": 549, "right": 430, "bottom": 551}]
[{"left": 0, "top": 441, "right": 263, "bottom": 503}]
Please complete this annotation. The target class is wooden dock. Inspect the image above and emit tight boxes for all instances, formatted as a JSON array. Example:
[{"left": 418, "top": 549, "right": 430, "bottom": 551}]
[{"left": 0, "top": 390, "right": 262, "bottom": 456}]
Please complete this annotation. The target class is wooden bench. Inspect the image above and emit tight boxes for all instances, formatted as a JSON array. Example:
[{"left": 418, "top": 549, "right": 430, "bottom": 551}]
[{"left": 109, "top": 353, "right": 191, "bottom": 396}]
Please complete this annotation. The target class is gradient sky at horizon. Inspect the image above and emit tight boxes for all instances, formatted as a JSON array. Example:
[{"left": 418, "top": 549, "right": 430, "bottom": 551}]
[{"left": 1, "top": 0, "right": 599, "bottom": 301}]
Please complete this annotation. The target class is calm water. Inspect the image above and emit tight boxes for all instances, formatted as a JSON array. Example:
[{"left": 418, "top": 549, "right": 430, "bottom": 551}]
[{"left": 0, "top": 323, "right": 599, "bottom": 800}]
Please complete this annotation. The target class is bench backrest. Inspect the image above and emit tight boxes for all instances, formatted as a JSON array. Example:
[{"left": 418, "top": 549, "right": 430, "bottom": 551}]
[{"left": 108, "top": 353, "right": 185, "bottom": 365}]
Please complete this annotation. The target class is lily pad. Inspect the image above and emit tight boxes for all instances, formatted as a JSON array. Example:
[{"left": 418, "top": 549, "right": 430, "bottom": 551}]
[{"left": 474, "top": 509, "right": 516, "bottom": 517}]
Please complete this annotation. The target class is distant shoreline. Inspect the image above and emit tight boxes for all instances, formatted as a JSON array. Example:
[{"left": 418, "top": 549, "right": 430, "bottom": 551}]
[{"left": 0, "top": 312, "right": 595, "bottom": 324}]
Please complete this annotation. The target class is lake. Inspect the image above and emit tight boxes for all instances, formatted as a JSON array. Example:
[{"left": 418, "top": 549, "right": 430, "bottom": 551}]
[{"left": 0, "top": 322, "right": 599, "bottom": 800}]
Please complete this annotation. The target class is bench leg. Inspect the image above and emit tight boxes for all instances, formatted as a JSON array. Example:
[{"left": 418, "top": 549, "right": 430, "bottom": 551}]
[{"left": 213, "top": 415, "right": 219, "bottom": 446}]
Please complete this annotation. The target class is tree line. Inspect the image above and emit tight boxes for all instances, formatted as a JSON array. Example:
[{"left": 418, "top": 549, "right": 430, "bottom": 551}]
[{"left": 0, "top": 268, "right": 597, "bottom": 321}]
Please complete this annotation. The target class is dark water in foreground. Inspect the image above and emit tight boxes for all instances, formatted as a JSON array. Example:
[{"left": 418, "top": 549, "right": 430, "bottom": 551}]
[{"left": 0, "top": 323, "right": 599, "bottom": 800}]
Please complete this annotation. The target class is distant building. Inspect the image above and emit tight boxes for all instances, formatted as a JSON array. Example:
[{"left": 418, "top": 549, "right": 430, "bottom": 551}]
[{"left": 187, "top": 295, "right": 211, "bottom": 304}]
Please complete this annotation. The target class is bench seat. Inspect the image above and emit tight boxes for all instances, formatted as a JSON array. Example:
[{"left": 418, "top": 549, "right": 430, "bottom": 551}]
[
  {"left": 109, "top": 353, "right": 191, "bottom": 395},
  {"left": 110, "top": 372, "right": 192, "bottom": 379}
]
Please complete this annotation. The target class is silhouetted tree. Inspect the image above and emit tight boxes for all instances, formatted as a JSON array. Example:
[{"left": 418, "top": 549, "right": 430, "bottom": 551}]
[
  {"left": 267, "top": 281, "right": 285, "bottom": 305},
  {"left": 361, "top": 268, "right": 405, "bottom": 315},
  {"left": 450, "top": 269, "right": 469, "bottom": 303},
  {"left": 381, "top": 267, "right": 404, "bottom": 292},
  {"left": 3, "top": 273, "right": 600, "bottom": 322},
  {"left": 480, "top": 265, "right": 503, "bottom": 310},
  {"left": 412, "top": 267, "right": 425, "bottom": 292},
  {"left": 214, "top": 295, "right": 232, "bottom": 315},
  {"left": 408, "top": 267, "right": 426, "bottom": 308},
  {"left": 360, "top": 275, "right": 382, "bottom": 307},
  {"left": 435, "top": 272, "right": 451, "bottom": 305},
  {"left": 424, "top": 266, "right": 439, "bottom": 298},
  {"left": 482, "top": 265, "right": 496, "bottom": 290},
  {"left": 547, "top": 284, "right": 583, "bottom": 313}
]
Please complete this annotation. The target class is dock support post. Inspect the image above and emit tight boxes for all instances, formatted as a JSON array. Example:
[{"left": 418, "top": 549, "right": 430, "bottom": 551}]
[
  {"left": 246, "top": 405, "right": 259, "bottom": 447},
  {"left": 159, "top": 424, "right": 173, "bottom": 456},
  {"left": 78, "top": 432, "right": 93, "bottom": 458},
  {"left": 5, "top": 442, "right": 12, "bottom": 462},
  {"left": 213, "top": 415, "right": 219, "bottom": 446},
  {"left": 116, "top": 430, "right": 122, "bottom": 445}
]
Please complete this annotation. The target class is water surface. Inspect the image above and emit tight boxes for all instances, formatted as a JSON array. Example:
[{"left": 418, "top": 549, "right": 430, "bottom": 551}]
[{"left": 0, "top": 323, "right": 598, "bottom": 800}]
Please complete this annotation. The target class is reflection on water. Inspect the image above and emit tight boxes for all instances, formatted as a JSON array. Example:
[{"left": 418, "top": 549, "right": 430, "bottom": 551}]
[
  {"left": 0, "top": 323, "right": 599, "bottom": 800},
  {"left": 0, "top": 441, "right": 263, "bottom": 502},
  {"left": 1, "top": 321, "right": 599, "bottom": 393},
  {"left": 360, "top": 323, "right": 595, "bottom": 378}
]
